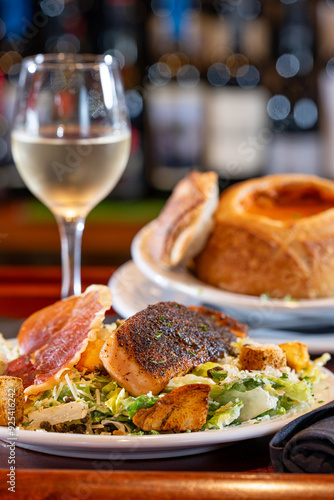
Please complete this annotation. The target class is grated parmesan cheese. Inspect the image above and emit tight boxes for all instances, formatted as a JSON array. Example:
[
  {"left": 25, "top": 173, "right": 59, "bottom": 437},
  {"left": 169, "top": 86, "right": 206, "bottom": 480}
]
[
  {"left": 96, "top": 388, "right": 100, "bottom": 405},
  {"left": 65, "top": 373, "right": 78, "bottom": 399}
]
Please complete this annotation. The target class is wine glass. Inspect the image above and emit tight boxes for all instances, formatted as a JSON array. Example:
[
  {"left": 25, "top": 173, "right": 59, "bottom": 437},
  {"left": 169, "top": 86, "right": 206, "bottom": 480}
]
[{"left": 11, "top": 53, "right": 131, "bottom": 298}]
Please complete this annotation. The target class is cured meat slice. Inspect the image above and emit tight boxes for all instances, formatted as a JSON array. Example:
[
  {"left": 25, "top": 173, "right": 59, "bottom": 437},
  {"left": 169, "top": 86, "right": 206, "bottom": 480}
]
[
  {"left": 100, "top": 302, "right": 243, "bottom": 396},
  {"left": 6, "top": 285, "right": 112, "bottom": 396}
]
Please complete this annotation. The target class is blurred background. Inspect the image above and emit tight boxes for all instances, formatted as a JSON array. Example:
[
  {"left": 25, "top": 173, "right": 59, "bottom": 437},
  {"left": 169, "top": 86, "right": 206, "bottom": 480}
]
[{"left": 0, "top": 0, "right": 334, "bottom": 267}]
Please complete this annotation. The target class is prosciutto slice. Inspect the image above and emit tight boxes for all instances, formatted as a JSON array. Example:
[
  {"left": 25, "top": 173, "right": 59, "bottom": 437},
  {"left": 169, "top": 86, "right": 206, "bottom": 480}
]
[{"left": 6, "top": 285, "right": 112, "bottom": 396}]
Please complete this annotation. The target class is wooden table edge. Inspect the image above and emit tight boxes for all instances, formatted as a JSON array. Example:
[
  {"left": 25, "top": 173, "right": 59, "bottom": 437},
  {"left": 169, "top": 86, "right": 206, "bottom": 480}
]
[{"left": 1, "top": 469, "right": 334, "bottom": 499}]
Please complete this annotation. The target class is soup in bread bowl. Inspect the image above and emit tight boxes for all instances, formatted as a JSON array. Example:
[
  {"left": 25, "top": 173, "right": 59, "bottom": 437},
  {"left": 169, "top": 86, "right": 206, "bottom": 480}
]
[{"left": 194, "top": 174, "right": 334, "bottom": 299}]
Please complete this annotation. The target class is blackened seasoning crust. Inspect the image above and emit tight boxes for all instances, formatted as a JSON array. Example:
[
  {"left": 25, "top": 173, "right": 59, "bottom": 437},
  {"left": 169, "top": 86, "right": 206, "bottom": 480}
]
[
  {"left": 116, "top": 302, "right": 236, "bottom": 376},
  {"left": 100, "top": 301, "right": 246, "bottom": 396}
]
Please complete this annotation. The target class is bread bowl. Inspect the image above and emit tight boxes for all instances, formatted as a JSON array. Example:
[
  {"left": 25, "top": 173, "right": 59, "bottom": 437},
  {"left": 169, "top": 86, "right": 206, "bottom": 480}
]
[{"left": 194, "top": 174, "right": 334, "bottom": 299}]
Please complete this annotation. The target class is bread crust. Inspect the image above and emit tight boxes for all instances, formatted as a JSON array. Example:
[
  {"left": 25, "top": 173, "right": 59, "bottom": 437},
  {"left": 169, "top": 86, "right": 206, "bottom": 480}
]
[
  {"left": 147, "top": 170, "right": 219, "bottom": 267},
  {"left": 195, "top": 174, "right": 334, "bottom": 298}
]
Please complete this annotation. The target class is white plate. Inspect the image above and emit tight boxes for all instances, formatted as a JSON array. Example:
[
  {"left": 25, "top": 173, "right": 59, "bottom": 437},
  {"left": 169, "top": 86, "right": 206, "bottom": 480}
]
[
  {"left": 131, "top": 223, "right": 334, "bottom": 329},
  {"left": 1, "top": 369, "right": 333, "bottom": 460},
  {"left": 109, "top": 260, "right": 201, "bottom": 319},
  {"left": 109, "top": 261, "right": 334, "bottom": 354}
]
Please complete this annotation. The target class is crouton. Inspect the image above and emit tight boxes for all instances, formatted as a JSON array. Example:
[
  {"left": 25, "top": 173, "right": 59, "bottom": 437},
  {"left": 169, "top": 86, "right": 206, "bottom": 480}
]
[
  {"left": 239, "top": 343, "right": 287, "bottom": 371},
  {"left": 0, "top": 376, "right": 24, "bottom": 426},
  {"left": 76, "top": 325, "right": 115, "bottom": 373},
  {"left": 133, "top": 384, "right": 211, "bottom": 432},
  {"left": 279, "top": 342, "right": 310, "bottom": 372},
  {"left": 75, "top": 338, "right": 106, "bottom": 372}
]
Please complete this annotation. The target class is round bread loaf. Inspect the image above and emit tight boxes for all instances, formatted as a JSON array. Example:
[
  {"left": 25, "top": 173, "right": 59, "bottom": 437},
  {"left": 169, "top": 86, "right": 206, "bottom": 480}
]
[{"left": 194, "top": 174, "right": 334, "bottom": 299}]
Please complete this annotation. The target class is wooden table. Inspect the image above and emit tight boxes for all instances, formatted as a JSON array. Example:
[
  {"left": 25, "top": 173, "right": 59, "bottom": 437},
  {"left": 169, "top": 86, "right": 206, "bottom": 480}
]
[{"left": 0, "top": 265, "right": 334, "bottom": 499}]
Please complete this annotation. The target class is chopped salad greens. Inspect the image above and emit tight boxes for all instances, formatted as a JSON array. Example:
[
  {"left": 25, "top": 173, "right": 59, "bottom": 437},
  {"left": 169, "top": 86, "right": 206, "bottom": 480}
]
[
  {"left": 0, "top": 329, "right": 330, "bottom": 435},
  {"left": 20, "top": 338, "right": 330, "bottom": 435}
]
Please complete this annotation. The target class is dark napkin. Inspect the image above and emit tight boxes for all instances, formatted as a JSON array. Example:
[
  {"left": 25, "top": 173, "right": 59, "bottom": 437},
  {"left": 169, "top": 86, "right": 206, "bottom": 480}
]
[{"left": 269, "top": 401, "right": 334, "bottom": 473}]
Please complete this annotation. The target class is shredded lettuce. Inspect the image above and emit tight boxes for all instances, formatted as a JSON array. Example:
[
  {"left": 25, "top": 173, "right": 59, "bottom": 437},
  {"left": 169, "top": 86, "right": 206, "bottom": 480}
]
[
  {"left": 265, "top": 374, "right": 312, "bottom": 403},
  {"left": 105, "top": 387, "right": 128, "bottom": 414},
  {"left": 21, "top": 348, "right": 329, "bottom": 435},
  {"left": 204, "top": 401, "right": 242, "bottom": 429},
  {"left": 300, "top": 353, "right": 331, "bottom": 384},
  {"left": 127, "top": 395, "right": 159, "bottom": 419}
]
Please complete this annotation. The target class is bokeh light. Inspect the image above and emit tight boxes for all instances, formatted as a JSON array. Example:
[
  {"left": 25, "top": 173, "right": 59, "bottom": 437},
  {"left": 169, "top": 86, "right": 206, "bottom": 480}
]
[
  {"left": 114, "top": 34, "right": 138, "bottom": 66},
  {"left": 159, "top": 53, "right": 184, "bottom": 77},
  {"left": 267, "top": 95, "right": 291, "bottom": 120},
  {"left": 236, "top": 65, "right": 260, "bottom": 88},
  {"left": 103, "top": 49, "right": 125, "bottom": 69},
  {"left": 40, "top": 0, "right": 64, "bottom": 17},
  {"left": 176, "top": 64, "right": 200, "bottom": 88},
  {"left": 293, "top": 98, "right": 318, "bottom": 129},
  {"left": 8, "top": 63, "right": 21, "bottom": 86},
  {"left": 148, "top": 62, "right": 171, "bottom": 86},
  {"left": 326, "top": 57, "right": 334, "bottom": 79},
  {"left": 207, "top": 63, "right": 230, "bottom": 87},
  {"left": 237, "top": 0, "right": 261, "bottom": 21},
  {"left": 56, "top": 34, "right": 80, "bottom": 53},
  {"left": 125, "top": 89, "right": 143, "bottom": 119},
  {"left": 0, "top": 51, "right": 22, "bottom": 74},
  {"left": 276, "top": 53, "right": 300, "bottom": 78},
  {"left": 226, "top": 53, "right": 249, "bottom": 78},
  {"left": 151, "top": 0, "right": 174, "bottom": 17}
]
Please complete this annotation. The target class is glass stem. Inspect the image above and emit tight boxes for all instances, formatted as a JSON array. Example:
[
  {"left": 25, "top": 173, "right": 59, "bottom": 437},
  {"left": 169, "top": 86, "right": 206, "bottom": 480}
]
[{"left": 56, "top": 215, "right": 85, "bottom": 298}]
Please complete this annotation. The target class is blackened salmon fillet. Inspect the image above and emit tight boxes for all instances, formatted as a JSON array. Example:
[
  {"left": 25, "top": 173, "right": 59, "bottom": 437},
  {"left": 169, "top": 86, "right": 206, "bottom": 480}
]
[{"left": 100, "top": 302, "right": 247, "bottom": 396}]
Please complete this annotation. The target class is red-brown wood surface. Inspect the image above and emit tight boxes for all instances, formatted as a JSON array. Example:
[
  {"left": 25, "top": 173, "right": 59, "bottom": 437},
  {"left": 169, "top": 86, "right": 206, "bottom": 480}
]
[
  {"left": 0, "top": 265, "right": 117, "bottom": 318},
  {"left": 1, "top": 470, "right": 334, "bottom": 500}
]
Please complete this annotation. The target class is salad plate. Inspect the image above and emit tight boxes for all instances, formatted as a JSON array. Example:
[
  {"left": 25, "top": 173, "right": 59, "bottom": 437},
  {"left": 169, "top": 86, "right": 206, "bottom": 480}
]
[
  {"left": 109, "top": 261, "right": 334, "bottom": 354},
  {"left": 1, "top": 368, "right": 333, "bottom": 460},
  {"left": 130, "top": 223, "right": 334, "bottom": 329}
]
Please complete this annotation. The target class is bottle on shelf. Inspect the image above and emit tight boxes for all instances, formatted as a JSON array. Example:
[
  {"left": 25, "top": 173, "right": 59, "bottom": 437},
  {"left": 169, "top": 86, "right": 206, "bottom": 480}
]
[
  {"left": 264, "top": 0, "right": 320, "bottom": 176},
  {"left": 200, "top": 0, "right": 271, "bottom": 189},
  {"left": 144, "top": 0, "right": 272, "bottom": 192}
]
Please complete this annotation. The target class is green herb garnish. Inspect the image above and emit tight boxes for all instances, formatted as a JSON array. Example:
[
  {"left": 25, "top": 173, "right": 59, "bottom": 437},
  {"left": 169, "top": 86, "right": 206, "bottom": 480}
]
[{"left": 22, "top": 420, "right": 33, "bottom": 427}]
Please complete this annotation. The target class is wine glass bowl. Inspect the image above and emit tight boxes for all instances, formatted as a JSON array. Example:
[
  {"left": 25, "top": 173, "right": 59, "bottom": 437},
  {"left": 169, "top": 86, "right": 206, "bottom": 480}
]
[{"left": 11, "top": 53, "right": 131, "bottom": 297}]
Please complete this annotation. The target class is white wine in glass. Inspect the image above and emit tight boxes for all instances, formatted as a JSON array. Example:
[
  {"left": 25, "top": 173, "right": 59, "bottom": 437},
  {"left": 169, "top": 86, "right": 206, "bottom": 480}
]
[{"left": 11, "top": 54, "right": 131, "bottom": 298}]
